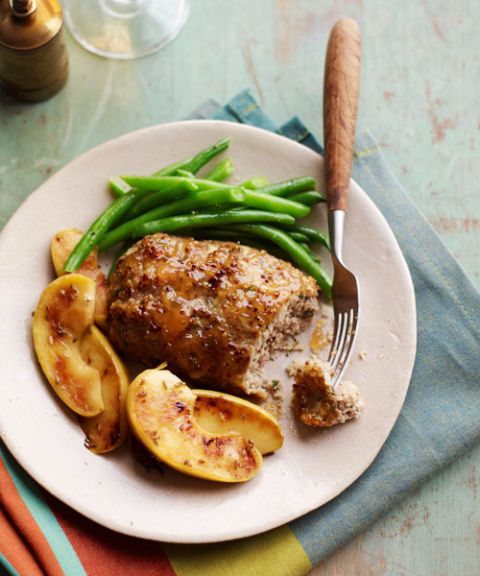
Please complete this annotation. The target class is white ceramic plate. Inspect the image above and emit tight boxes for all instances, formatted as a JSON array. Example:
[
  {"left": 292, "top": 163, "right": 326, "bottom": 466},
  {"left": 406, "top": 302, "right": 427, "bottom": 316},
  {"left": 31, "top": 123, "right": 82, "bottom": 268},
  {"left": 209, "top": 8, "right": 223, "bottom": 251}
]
[{"left": 0, "top": 121, "right": 416, "bottom": 543}]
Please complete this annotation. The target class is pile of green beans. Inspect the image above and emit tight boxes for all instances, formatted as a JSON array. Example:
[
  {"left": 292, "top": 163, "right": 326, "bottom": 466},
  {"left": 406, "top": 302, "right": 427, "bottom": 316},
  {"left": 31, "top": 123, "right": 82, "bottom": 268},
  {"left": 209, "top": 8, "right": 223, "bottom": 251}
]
[{"left": 63, "top": 138, "right": 332, "bottom": 298}]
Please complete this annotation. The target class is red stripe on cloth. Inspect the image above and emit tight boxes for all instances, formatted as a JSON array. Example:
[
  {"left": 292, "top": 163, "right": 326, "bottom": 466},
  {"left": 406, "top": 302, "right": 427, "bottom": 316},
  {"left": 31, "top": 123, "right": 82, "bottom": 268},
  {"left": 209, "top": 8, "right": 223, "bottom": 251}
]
[
  {"left": 0, "top": 502, "right": 44, "bottom": 576},
  {"left": 0, "top": 459, "right": 65, "bottom": 576},
  {"left": 45, "top": 494, "right": 177, "bottom": 576}
]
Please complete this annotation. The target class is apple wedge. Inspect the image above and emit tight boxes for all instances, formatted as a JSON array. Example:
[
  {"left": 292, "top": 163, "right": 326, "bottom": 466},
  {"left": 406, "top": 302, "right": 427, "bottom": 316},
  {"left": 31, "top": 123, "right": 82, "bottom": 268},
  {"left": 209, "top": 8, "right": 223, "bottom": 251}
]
[
  {"left": 51, "top": 228, "right": 108, "bottom": 328},
  {"left": 78, "top": 326, "right": 129, "bottom": 454},
  {"left": 193, "top": 390, "right": 283, "bottom": 455},
  {"left": 127, "top": 369, "right": 263, "bottom": 483},
  {"left": 33, "top": 274, "right": 104, "bottom": 417}
]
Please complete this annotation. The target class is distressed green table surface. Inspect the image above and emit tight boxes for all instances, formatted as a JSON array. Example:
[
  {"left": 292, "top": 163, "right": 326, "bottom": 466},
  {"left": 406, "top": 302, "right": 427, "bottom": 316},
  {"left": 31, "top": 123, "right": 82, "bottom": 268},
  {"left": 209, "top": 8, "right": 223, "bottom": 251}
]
[{"left": 1, "top": 1, "right": 479, "bottom": 574}]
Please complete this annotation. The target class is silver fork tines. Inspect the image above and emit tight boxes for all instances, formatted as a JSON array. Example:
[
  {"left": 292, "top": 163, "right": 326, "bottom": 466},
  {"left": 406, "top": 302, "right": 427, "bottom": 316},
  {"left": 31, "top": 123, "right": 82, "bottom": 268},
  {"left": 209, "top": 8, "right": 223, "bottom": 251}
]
[
  {"left": 326, "top": 210, "right": 360, "bottom": 388},
  {"left": 328, "top": 306, "right": 359, "bottom": 387}
]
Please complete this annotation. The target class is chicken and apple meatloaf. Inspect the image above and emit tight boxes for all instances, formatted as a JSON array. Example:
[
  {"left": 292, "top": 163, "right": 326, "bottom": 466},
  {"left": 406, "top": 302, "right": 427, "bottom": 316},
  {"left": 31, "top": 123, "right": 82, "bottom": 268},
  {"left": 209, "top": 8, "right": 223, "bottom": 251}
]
[{"left": 108, "top": 233, "right": 319, "bottom": 397}]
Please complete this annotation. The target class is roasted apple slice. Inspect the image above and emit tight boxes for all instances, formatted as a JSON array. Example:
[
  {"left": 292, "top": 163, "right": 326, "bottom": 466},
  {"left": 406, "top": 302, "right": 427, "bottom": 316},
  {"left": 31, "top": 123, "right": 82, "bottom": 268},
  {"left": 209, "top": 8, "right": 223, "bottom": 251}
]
[
  {"left": 78, "top": 326, "right": 129, "bottom": 454},
  {"left": 51, "top": 228, "right": 108, "bottom": 328},
  {"left": 193, "top": 390, "right": 283, "bottom": 455},
  {"left": 33, "top": 274, "right": 104, "bottom": 417},
  {"left": 127, "top": 369, "right": 263, "bottom": 483}
]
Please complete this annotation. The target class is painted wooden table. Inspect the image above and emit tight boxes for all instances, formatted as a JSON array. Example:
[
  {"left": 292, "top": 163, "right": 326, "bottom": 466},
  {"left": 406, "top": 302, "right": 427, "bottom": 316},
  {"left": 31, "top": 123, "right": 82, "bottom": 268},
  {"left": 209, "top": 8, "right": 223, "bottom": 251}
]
[{"left": 1, "top": 1, "right": 479, "bottom": 574}]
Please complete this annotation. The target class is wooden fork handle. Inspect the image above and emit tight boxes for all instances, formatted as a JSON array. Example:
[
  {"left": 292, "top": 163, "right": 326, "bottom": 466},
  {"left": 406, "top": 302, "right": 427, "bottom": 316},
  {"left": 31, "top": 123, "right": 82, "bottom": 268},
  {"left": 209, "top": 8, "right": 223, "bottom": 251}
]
[{"left": 323, "top": 19, "right": 361, "bottom": 212}]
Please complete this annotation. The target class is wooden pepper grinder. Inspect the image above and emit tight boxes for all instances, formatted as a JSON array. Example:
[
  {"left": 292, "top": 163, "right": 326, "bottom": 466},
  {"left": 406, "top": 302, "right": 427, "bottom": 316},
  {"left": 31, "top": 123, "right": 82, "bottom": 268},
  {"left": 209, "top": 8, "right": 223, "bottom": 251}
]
[{"left": 0, "top": 0, "right": 68, "bottom": 102}]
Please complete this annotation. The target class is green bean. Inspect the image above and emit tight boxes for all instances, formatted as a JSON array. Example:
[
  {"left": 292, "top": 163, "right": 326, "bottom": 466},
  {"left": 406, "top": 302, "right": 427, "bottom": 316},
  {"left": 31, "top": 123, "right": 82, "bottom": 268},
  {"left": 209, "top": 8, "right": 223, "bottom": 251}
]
[
  {"left": 123, "top": 184, "right": 308, "bottom": 219},
  {"left": 100, "top": 188, "right": 247, "bottom": 251},
  {"left": 195, "top": 203, "right": 241, "bottom": 215},
  {"left": 205, "top": 158, "right": 234, "bottom": 182},
  {"left": 207, "top": 230, "right": 286, "bottom": 254},
  {"left": 111, "top": 159, "right": 197, "bottom": 199},
  {"left": 122, "top": 175, "right": 315, "bottom": 201},
  {"left": 109, "top": 176, "right": 132, "bottom": 198},
  {"left": 258, "top": 177, "right": 317, "bottom": 197},
  {"left": 126, "top": 183, "right": 198, "bottom": 220},
  {"left": 63, "top": 188, "right": 146, "bottom": 272},
  {"left": 119, "top": 175, "right": 201, "bottom": 222},
  {"left": 121, "top": 176, "right": 232, "bottom": 196},
  {"left": 128, "top": 179, "right": 225, "bottom": 216},
  {"left": 179, "top": 228, "right": 266, "bottom": 248},
  {"left": 281, "top": 224, "right": 330, "bottom": 249},
  {"left": 182, "top": 228, "right": 251, "bottom": 242},
  {"left": 298, "top": 242, "right": 313, "bottom": 256},
  {"left": 131, "top": 210, "right": 295, "bottom": 239},
  {"left": 192, "top": 227, "right": 279, "bottom": 245},
  {"left": 215, "top": 227, "right": 297, "bottom": 261},
  {"left": 121, "top": 177, "right": 310, "bottom": 220},
  {"left": 175, "top": 228, "right": 289, "bottom": 259},
  {"left": 226, "top": 224, "right": 332, "bottom": 298},
  {"left": 151, "top": 138, "right": 231, "bottom": 177},
  {"left": 176, "top": 169, "right": 195, "bottom": 178},
  {"left": 241, "top": 176, "right": 269, "bottom": 190},
  {"left": 179, "top": 137, "right": 231, "bottom": 174},
  {"left": 111, "top": 163, "right": 191, "bottom": 198},
  {"left": 193, "top": 184, "right": 293, "bottom": 215},
  {"left": 238, "top": 239, "right": 276, "bottom": 252},
  {"left": 111, "top": 139, "right": 231, "bottom": 197},
  {"left": 121, "top": 175, "right": 213, "bottom": 192},
  {"left": 289, "top": 191, "right": 325, "bottom": 206},
  {"left": 219, "top": 237, "right": 271, "bottom": 252},
  {"left": 187, "top": 226, "right": 318, "bottom": 266},
  {"left": 152, "top": 159, "right": 192, "bottom": 177},
  {"left": 288, "top": 231, "right": 310, "bottom": 243},
  {"left": 298, "top": 242, "right": 320, "bottom": 263},
  {"left": 241, "top": 190, "right": 310, "bottom": 218}
]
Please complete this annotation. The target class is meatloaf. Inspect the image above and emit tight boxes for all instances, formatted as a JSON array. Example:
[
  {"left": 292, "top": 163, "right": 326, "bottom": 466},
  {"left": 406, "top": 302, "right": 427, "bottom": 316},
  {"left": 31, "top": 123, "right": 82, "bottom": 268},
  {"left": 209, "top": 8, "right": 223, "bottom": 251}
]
[{"left": 108, "top": 233, "right": 319, "bottom": 397}]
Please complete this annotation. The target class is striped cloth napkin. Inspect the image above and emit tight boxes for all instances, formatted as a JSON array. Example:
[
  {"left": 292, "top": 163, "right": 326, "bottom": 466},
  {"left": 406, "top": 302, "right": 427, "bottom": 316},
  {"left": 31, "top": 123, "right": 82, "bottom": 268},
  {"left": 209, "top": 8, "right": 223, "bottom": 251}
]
[{"left": 1, "top": 90, "right": 479, "bottom": 576}]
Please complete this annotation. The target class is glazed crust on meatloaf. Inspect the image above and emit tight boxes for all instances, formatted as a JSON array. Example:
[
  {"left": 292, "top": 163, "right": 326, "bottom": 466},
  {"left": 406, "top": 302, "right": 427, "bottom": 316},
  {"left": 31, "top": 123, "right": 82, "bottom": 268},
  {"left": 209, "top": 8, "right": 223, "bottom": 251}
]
[{"left": 108, "top": 234, "right": 319, "bottom": 396}]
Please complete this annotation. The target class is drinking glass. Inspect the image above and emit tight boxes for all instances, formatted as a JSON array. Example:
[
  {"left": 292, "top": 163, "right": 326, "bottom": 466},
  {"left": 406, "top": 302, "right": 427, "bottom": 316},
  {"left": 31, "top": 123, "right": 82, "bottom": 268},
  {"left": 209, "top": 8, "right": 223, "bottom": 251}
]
[{"left": 62, "top": 0, "right": 189, "bottom": 59}]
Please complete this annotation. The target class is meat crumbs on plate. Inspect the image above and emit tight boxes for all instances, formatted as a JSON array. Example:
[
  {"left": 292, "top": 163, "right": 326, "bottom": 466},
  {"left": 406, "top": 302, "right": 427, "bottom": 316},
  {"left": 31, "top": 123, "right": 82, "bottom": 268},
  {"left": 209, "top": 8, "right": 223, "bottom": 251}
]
[{"left": 288, "top": 358, "right": 363, "bottom": 427}]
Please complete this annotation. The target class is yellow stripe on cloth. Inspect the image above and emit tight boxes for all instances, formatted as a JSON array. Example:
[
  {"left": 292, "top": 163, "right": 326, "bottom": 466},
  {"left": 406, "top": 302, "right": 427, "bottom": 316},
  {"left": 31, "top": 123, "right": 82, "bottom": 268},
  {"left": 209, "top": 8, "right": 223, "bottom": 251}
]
[{"left": 164, "top": 525, "right": 312, "bottom": 576}]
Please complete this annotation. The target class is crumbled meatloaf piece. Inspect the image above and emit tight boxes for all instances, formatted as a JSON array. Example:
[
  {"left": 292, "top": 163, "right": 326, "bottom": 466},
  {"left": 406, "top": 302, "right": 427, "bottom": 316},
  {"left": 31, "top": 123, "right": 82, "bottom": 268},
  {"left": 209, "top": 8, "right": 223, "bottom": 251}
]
[
  {"left": 108, "top": 234, "right": 319, "bottom": 397},
  {"left": 289, "top": 358, "right": 363, "bottom": 427}
]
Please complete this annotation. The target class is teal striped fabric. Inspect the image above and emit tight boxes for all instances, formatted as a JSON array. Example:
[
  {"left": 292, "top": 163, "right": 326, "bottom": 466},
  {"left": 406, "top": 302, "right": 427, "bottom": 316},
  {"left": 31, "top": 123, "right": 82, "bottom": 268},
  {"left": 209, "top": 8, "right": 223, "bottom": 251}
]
[
  {"left": 196, "top": 89, "right": 480, "bottom": 565},
  {"left": 0, "top": 553, "right": 21, "bottom": 576},
  {"left": 0, "top": 443, "right": 87, "bottom": 575}
]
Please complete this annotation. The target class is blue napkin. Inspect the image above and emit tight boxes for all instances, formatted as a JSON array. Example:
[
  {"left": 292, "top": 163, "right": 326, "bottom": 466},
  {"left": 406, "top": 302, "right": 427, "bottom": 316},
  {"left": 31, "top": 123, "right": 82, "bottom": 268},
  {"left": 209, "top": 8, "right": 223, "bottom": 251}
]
[{"left": 192, "top": 90, "right": 480, "bottom": 564}]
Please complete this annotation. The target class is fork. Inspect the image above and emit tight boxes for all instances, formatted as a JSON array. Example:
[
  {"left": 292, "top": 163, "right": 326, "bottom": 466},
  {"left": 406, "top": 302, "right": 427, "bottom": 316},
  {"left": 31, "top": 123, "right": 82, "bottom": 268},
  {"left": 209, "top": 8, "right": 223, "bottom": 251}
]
[{"left": 323, "top": 19, "right": 361, "bottom": 387}]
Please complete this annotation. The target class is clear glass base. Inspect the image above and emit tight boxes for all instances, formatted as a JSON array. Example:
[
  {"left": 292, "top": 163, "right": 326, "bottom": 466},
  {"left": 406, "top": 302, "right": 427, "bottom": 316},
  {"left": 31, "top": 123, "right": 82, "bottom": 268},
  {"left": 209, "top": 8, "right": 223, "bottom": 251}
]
[{"left": 62, "top": 0, "right": 189, "bottom": 60}]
